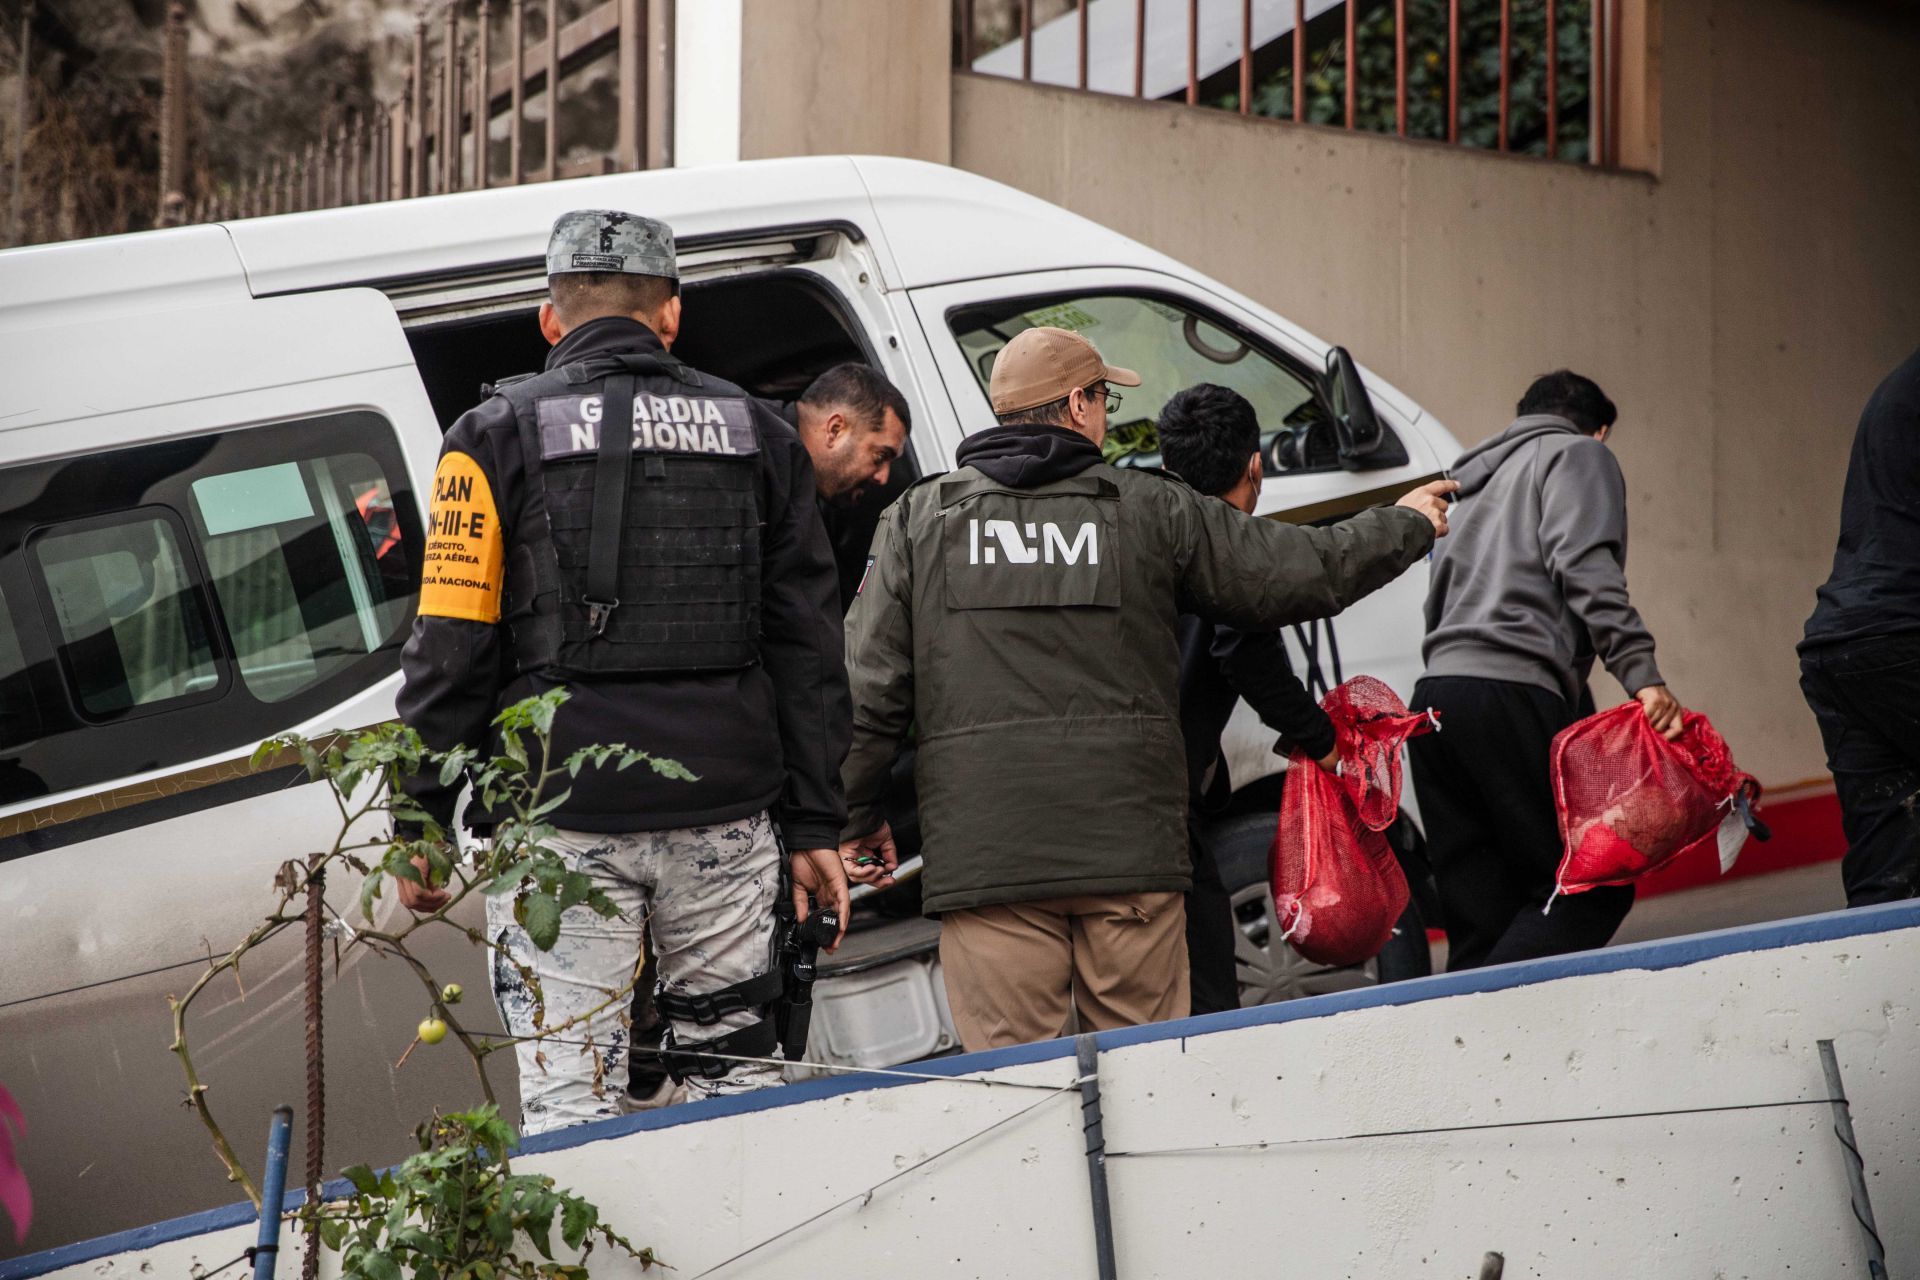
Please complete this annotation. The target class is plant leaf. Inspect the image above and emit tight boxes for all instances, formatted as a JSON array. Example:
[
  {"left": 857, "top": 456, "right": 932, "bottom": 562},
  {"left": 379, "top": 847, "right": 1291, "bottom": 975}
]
[{"left": 522, "top": 893, "right": 562, "bottom": 952}]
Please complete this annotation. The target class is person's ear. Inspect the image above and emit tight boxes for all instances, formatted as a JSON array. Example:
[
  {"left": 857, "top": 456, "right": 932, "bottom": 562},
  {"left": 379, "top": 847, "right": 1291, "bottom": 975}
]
[
  {"left": 538, "top": 301, "right": 565, "bottom": 346},
  {"left": 652, "top": 294, "right": 683, "bottom": 349},
  {"left": 1595, "top": 424, "right": 1611, "bottom": 445},
  {"left": 822, "top": 410, "right": 849, "bottom": 447},
  {"left": 1248, "top": 451, "right": 1264, "bottom": 488}
]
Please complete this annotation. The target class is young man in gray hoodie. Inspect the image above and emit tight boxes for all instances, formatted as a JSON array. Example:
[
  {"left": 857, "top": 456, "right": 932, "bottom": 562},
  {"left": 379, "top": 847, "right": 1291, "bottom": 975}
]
[{"left": 1410, "top": 371, "right": 1684, "bottom": 970}]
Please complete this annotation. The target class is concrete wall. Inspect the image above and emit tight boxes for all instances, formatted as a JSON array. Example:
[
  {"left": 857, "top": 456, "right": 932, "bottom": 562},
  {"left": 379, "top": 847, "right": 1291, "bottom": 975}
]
[
  {"left": 737, "top": 0, "right": 951, "bottom": 166},
  {"left": 19, "top": 904, "right": 1920, "bottom": 1278},
  {"left": 745, "top": 0, "right": 1920, "bottom": 788}
]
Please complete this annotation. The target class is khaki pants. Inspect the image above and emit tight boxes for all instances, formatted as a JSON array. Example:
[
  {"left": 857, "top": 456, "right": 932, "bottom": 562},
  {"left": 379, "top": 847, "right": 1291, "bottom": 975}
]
[{"left": 938, "top": 891, "right": 1190, "bottom": 1051}]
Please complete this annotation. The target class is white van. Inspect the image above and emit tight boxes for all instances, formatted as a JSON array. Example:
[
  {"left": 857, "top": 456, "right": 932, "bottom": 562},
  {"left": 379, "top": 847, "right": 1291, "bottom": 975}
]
[{"left": 0, "top": 156, "right": 1457, "bottom": 1254}]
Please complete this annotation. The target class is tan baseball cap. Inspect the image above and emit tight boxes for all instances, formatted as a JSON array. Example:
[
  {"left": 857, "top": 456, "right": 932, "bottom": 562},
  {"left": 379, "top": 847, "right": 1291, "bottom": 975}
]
[{"left": 988, "top": 327, "right": 1142, "bottom": 415}]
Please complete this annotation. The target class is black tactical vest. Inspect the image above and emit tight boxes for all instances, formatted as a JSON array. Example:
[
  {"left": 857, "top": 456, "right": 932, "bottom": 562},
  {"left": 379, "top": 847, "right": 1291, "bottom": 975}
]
[{"left": 494, "top": 352, "right": 764, "bottom": 676}]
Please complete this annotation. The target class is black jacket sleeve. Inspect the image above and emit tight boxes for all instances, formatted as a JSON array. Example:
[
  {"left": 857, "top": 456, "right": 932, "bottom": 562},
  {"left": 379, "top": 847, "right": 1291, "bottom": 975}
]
[
  {"left": 394, "top": 400, "right": 517, "bottom": 835},
  {"left": 1212, "top": 624, "right": 1337, "bottom": 761},
  {"left": 752, "top": 404, "right": 852, "bottom": 850}
]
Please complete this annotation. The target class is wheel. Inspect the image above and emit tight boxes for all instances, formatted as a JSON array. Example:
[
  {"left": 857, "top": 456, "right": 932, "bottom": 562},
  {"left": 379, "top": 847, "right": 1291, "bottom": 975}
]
[{"left": 1203, "top": 807, "right": 1432, "bottom": 1008}]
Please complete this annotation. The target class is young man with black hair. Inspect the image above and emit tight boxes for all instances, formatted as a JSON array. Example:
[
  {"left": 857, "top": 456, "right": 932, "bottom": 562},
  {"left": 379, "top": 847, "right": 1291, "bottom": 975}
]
[
  {"left": 1158, "top": 383, "right": 1339, "bottom": 1014},
  {"left": 1409, "top": 370, "right": 1683, "bottom": 970}
]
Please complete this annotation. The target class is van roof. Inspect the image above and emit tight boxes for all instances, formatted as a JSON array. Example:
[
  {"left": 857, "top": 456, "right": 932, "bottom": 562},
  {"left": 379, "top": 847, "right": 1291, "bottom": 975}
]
[{"left": 0, "top": 156, "right": 1176, "bottom": 328}]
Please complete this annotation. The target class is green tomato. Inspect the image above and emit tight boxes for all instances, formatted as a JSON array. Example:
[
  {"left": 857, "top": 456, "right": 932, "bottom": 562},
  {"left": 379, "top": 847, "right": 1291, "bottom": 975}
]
[
  {"left": 440, "top": 983, "right": 464, "bottom": 1005},
  {"left": 417, "top": 1018, "right": 449, "bottom": 1045}
]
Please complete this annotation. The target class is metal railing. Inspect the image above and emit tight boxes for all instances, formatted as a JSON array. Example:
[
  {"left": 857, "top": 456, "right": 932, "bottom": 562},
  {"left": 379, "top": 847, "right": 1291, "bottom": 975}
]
[
  {"left": 179, "top": 0, "right": 674, "bottom": 224},
  {"left": 957, "top": 0, "right": 1626, "bottom": 167}
]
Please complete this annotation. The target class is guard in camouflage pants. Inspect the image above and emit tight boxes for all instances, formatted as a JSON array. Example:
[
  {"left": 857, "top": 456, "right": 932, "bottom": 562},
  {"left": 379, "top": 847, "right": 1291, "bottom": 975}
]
[
  {"left": 394, "top": 210, "right": 851, "bottom": 1136},
  {"left": 488, "top": 813, "right": 783, "bottom": 1133}
]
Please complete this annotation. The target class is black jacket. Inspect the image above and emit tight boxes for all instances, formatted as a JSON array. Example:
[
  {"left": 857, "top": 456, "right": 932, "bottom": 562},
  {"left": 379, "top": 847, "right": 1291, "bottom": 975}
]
[
  {"left": 396, "top": 318, "right": 851, "bottom": 848},
  {"left": 1804, "top": 346, "right": 1920, "bottom": 650},
  {"left": 1177, "top": 615, "right": 1335, "bottom": 813}
]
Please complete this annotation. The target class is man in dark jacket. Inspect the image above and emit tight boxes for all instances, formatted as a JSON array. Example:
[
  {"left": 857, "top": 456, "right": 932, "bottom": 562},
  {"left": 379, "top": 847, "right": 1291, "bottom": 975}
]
[
  {"left": 837, "top": 327, "right": 1453, "bottom": 1049},
  {"left": 1158, "top": 383, "right": 1338, "bottom": 1015},
  {"left": 1800, "top": 347, "right": 1920, "bottom": 906},
  {"left": 394, "top": 210, "right": 851, "bottom": 1131},
  {"left": 1410, "top": 370, "right": 1683, "bottom": 971}
]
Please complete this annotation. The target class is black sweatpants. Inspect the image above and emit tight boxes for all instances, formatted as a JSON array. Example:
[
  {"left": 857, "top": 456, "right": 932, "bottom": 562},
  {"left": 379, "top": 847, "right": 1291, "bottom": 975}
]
[
  {"left": 1408, "top": 675, "right": 1634, "bottom": 970},
  {"left": 1800, "top": 633, "right": 1920, "bottom": 906},
  {"left": 1185, "top": 822, "right": 1240, "bottom": 1016}
]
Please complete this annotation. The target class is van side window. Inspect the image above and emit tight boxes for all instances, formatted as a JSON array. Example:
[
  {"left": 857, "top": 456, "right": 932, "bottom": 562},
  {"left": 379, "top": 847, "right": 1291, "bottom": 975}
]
[
  {"left": 32, "top": 513, "right": 221, "bottom": 717},
  {"left": 947, "top": 292, "right": 1344, "bottom": 473},
  {"left": 0, "top": 412, "right": 420, "bottom": 811},
  {"left": 192, "top": 455, "right": 411, "bottom": 704}
]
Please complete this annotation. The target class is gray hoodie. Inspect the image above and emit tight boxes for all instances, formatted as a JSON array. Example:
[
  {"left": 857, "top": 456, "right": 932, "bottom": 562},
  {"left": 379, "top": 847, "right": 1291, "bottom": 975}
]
[{"left": 1423, "top": 414, "right": 1661, "bottom": 704}]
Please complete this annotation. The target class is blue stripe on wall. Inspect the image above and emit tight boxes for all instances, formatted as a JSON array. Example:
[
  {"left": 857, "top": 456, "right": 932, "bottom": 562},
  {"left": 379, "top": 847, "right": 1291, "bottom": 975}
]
[{"left": 8, "top": 895, "right": 1917, "bottom": 1280}]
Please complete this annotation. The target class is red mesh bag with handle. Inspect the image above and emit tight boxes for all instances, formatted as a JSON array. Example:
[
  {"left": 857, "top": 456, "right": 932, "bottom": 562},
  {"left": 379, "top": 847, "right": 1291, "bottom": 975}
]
[
  {"left": 1270, "top": 677, "right": 1437, "bottom": 968},
  {"left": 1550, "top": 703, "right": 1764, "bottom": 901}
]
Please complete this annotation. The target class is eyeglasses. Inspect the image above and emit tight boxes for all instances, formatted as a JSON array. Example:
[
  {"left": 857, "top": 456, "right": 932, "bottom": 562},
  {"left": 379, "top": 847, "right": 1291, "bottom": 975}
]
[{"left": 1084, "top": 383, "right": 1123, "bottom": 415}]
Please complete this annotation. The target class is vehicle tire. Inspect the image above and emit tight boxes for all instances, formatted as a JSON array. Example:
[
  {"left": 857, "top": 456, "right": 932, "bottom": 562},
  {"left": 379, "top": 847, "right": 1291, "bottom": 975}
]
[{"left": 1202, "top": 807, "right": 1432, "bottom": 1006}]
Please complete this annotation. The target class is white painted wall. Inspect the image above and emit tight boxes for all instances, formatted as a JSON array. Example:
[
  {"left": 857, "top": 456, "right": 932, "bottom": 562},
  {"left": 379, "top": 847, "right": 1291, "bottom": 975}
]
[
  {"left": 674, "top": 0, "right": 743, "bottom": 169},
  {"left": 27, "top": 914, "right": 1917, "bottom": 1278}
]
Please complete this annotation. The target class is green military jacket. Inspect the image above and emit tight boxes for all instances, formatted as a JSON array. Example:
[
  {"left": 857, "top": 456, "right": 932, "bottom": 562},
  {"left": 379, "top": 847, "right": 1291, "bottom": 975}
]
[{"left": 842, "top": 435, "right": 1434, "bottom": 915}]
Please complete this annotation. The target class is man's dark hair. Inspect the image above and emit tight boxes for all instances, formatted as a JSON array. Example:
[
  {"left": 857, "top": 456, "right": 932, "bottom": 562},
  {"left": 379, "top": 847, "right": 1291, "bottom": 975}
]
[
  {"left": 799, "top": 363, "right": 913, "bottom": 434},
  {"left": 1516, "top": 370, "right": 1617, "bottom": 436},
  {"left": 1157, "top": 383, "right": 1260, "bottom": 496},
  {"left": 549, "top": 271, "right": 678, "bottom": 326}
]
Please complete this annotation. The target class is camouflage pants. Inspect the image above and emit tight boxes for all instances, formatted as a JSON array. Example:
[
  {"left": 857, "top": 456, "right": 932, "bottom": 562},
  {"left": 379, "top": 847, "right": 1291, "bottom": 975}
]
[{"left": 487, "top": 811, "right": 783, "bottom": 1136}]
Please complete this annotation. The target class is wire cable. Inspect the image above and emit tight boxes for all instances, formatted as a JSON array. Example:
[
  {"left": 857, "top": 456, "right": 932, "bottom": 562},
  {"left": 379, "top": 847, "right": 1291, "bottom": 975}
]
[{"left": 1107, "top": 1095, "right": 1845, "bottom": 1159}]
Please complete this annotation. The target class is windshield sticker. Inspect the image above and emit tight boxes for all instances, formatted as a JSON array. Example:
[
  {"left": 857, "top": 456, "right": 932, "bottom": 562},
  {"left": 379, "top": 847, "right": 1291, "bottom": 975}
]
[{"left": 418, "top": 450, "right": 505, "bottom": 623}]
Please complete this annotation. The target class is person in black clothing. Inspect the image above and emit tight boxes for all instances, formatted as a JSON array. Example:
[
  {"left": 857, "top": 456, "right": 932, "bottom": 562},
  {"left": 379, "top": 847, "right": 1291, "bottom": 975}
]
[
  {"left": 393, "top": 210, "right": 852, "bottom": 1131},
  {"left": 1801, "top": 346, "right": 1920, "bottom": 906},
  {"left": 1158, "top": 384, "right": 1341, "bottom": 1016}
]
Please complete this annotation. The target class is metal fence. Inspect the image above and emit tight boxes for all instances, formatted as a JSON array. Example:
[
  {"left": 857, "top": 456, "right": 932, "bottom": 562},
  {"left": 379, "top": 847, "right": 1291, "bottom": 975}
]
[
  {"left": 957, "top": 0, "right": 1625, "bottom": 167},
  {"left": 181, "top": 0, "right": 675, "bottom": 224}
]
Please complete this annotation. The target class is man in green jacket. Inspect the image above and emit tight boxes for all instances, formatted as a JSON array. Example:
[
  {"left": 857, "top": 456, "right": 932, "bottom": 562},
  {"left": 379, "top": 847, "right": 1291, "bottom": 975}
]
[{"left": 838, "top": 327, "right": 1454, "bottom": 1049}]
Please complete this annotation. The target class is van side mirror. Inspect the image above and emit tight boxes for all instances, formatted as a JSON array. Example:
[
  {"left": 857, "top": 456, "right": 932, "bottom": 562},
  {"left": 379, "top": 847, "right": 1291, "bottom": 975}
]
[{"left": 1325, "top": 346, "right": 1384, "bottom": 467}]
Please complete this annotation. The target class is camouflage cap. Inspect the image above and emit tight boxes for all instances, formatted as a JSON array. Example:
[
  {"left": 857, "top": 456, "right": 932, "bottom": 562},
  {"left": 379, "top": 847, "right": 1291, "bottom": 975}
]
[{"left": 546, "top": 209, "right": 678, "bottom": 281}]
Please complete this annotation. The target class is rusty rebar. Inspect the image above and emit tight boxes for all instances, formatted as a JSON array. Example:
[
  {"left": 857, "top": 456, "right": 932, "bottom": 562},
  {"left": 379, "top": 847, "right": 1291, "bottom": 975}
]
[
  {"left": 1344, "top": 0, "right": 1356, "bottom": 127},
  {"left": 475, "top": 0, "right": 491, "bottom": 187},
  {"left": 618, "top": 0, "right": 643, "bottom": 171},
  {"left": 1395, "top": 0, "right": 1407, "bottom": 134},
  {"left": 1546, "top": 0, "right": 1558, "bottom": 157},
  {"left": 302, "top": 870, "right": 325, "bottom": 1280},
  {"left": 1293, "top": 0, "right": 1304, "bottom": 120},
  {"left": 543, "top": 0, "right": 557, "bottom": 180},
  {"left": 1497, "top": 0, "right": 1511, "bottom": 150},
  {"left": 509, "top": 0, "right": 525, "bottom": 181},
  {"left": 1238, "top": 0, "right": 1251, "bottom": 114},
  {"left": 1186, "top": 0, "right": 1197, "bottom": 105},
  {"left": 1078, "top": 0, "right": 1089, "bottom": 91},
  {"left": 1447, "top": 0, "right": 1460, "bottom": 142},
  {"left": 647, "top": 0, "right": 673, "bottom": 168},
  {"left": 411, "top": 20, "right": 427, "bottom": 195},
  {"left": 1021, "top": 0, "right": 1033, "bottom": 81}
]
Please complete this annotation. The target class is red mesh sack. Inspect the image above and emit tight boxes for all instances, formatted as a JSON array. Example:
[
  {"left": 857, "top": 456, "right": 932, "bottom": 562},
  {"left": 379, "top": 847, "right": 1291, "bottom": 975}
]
[
  {"left": 1325, "top": 676, "right": 1441, "bottom": 830},
  {"left": 1550, "top": 703, "right": 1763, "bottom": 900},
  {"left": 1269, "top": 678, "right": 1437, "bottom": 968}
]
